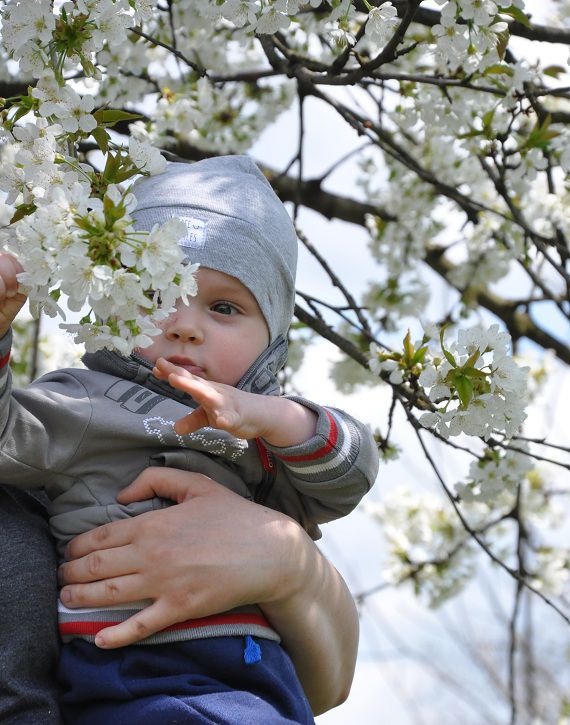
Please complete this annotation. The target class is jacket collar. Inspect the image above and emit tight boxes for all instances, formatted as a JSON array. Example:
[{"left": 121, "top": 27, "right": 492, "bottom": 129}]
[{"left": 81, "top": 335, "right": 288, "bottom": 402}]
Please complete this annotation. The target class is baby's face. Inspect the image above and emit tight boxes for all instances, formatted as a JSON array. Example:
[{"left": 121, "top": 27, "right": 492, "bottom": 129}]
[{"left": 137, "top": 268, "right": 269, "bottom": 386}]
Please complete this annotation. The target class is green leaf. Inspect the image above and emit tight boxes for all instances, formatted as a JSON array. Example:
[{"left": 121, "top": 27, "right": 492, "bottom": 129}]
[
  {"left": 102, "top": 151, "right": 122, "bottom": 183},
  {"left": 113, "top": 168, "right": 141, "bottom": 183},
  {"left": 495, "top": 29, "right": 510, "bottom": 61},
  {"left": 103, "top": 150, "right": 116, "bottom": 177},
  {"left": 543, "top": 65, "right": 567, "bottom": 79},
  {"left": 91, "top": 126, "right": 109, "bottom": 154},
  {"left": 462, "top": 366, "right": 488, "bottom": 380},
  {"left": 49, "top": 289, "right": 61, "bottom": 301},
  {"left": 439, "top": 326, "right": 457, "bottom": 369},
  {"left": 10, "top": 203, "right": 36, "bottom": 224},
  {"left": 483, "top": 63, "right": 514, "bottom": 77},
  {"left": 93, "top": 109, "right": 144, "bottom": 127},
  {"left": 411, "top": 345, "right": 429, "bottom": 365},
  {"left": 482, "top": 108, "right": 495, "bottom": 130},
  {"left": 403, "top": 329, "right": 414, "bottom": 363},
  {"left": 454, "top": 374, "right": 473, "bottom": 408},
  {"left": 464, "top": 349, "right": 480, "bottom": 368},
  {"left": 499, "top": 4, "right": 532, "bottom": 27},
  {"left": 457, "top": 129, "right": 484, "bottom": 140},
  {"left": 524, "top": 114, "right": 559, "bottom": 150},
  {"left": 103, "top": 193, "right": 116, "bottom": 218}
]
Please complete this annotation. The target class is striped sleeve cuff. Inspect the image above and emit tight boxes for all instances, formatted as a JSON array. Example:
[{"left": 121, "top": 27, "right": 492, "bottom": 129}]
[{"left": 262, "top": 396, "right": 361, "bottom": 483}]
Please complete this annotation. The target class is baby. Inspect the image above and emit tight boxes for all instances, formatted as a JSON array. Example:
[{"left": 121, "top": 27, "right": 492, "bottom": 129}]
[{"left": 0, "top": 155, "right": 379, "bottom": 723}]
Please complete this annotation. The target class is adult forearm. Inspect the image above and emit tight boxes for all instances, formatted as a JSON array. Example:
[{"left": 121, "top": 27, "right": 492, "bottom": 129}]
[{"left": 260, "top": 526, "right": 359, "bottom": 715}]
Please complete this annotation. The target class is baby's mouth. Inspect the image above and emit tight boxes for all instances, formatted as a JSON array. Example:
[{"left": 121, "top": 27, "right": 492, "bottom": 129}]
[{"left": 167, "top": 356, "right": 205, "bottom": 376}]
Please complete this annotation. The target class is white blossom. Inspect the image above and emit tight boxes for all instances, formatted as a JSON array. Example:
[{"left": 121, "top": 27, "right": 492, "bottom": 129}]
[
  {"left": 366, "top": 488, "right": 477, "bottom": 607},
  {"left": 1, "top": 0, "right": 55, "bottom": 58},
  {"left": 221, "top": 0, "right": 258, "bottom": 28},
  {"left": 456, "top": 446, "right": 533, "bottom": 503},
  {"left": 460, "top": 0, "right": 498, "bottom": 26},
  {"left": 255, "top": 6, "right": 290, "bottom": 34},
  {"left": 55, "top": 88, "right": 97, "bottom": 134},
  {"left": 364, "top": 3, "right": 398, "bottom": 47},
  {"left": 128, "top": 138, "right": 167, "bottom": 176},
  {"left": 530, "top": 549, "right": 570, "bottom": 597}
]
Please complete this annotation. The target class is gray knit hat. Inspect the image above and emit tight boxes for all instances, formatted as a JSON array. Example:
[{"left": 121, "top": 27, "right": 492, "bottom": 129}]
[{"left": 131, "top": 156, "right": 298, "bottom": 342}]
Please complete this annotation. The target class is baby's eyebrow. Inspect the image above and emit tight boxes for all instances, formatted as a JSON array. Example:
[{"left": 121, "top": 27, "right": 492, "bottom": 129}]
[{"left": 209, "top": 283, "right": 249, "bottom": 300}]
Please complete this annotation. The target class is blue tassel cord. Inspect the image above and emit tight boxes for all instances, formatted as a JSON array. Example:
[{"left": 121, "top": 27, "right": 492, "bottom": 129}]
[{"left": 243, "top": 635, "right": 262, "bottom": 665}]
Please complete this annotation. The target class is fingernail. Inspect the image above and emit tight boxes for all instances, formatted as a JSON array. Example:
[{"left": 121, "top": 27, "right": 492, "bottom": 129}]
[
  {"left": 60, "top": 588, "right": 71, "bottom": 604},
  {"left": 95, "top": 634, "right": 105, "bottom": 648}
]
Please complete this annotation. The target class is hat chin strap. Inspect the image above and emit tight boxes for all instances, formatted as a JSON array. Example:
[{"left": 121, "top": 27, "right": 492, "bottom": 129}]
[{"left": 235, "top": 335, "right": 288, "bottom": 396}]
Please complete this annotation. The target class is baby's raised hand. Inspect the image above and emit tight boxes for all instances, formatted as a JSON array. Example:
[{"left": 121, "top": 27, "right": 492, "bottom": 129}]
[
  {"left": 0, "top": 253, "right": 27, "bottom": 338},
  {"left": 153, "top": 357, "right": 272, "bottom": 440}
]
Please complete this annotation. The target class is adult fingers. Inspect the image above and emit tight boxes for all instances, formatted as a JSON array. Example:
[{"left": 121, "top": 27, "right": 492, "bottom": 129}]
[
  {"left": 64, "top": 515, "right": 139, "bottom": 561},
  {"left": 59, "top": 572, "right": 147, "bottom": 609},
  {"left": 94, "top": 600, "right": 178, "bottom": 649},
  {"left": 116, "top": 466, "right": 215, "bottom": 505},
  {"left": 58, "top": 543, "right": 137, "bottom": 586}
]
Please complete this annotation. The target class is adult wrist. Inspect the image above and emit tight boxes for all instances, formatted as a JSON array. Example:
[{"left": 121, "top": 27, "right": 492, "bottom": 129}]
[{"left": 258, "top": 517, "right": 317, "bottom": 611}]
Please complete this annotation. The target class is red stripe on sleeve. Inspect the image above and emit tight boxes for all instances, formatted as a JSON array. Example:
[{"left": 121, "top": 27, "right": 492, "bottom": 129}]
[
  {"left": 274, "top": 410, "right": 338, "bottom": 463},
  {"left": 0, "top": 351, "right": 10, "bottom": 369}
]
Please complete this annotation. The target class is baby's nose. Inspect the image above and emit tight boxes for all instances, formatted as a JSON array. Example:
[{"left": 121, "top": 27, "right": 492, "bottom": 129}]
[{"left": 164, "top": 311, "right": 203, "bottom": 343}]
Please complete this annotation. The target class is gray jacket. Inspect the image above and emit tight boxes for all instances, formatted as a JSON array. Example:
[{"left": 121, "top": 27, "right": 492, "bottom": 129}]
[
  {"left": 0, "top": 331, "right": 379, "bottom": 644},
  {"left": 0, "top": 331, "right": 378, "bottom": 549}
]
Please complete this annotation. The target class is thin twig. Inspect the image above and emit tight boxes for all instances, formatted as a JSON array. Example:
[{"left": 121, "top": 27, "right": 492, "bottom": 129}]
[
  {"left": 398, "top": 395, "right": 570, "bottom": 627},
  {"left": 508, "top": 484, "right": 525, "bottom": 725},
  {"left": 129, "top": 27, "right": 207, "bottom": 76},
  {"left": 296, "top": 226, "right": 373, "bottom": 336},
  {"left": 512, "top": 435, "right": 570, "bottom": 454}
]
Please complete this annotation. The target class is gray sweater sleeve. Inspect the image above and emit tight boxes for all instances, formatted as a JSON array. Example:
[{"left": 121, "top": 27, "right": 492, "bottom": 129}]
[
  {"left": 0, "top": 329, "right": 91, "bottom": 489},
  {"left": 261, "top": 395, "right": 379, "bottom": 524}
]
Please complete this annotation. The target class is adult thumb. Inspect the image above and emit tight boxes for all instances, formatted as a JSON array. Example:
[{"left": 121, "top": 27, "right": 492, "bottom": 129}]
[{"left": 116, "top": 467, "right": 214, "bottom": 505}]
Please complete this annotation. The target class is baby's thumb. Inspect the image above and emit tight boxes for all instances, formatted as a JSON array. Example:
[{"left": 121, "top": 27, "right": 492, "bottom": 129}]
[{"left": 117, "top": 467, "right": 213, "bottom": 504}]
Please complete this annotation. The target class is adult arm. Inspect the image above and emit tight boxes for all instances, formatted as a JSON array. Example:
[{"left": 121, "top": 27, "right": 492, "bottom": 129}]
[{"left": 58, "top": 467, "right": 359, "bottom": 715}]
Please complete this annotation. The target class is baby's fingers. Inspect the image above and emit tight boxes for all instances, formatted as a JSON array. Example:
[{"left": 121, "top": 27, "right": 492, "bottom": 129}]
[
  {"left": 0, "top": 254, "right": 23, "bottom": 300},
  {"left": 174, "top": 407, "right": 209, "bottom": 435},
  {"left": 153, "top": 357, "right": 186, "bottom": 380}
]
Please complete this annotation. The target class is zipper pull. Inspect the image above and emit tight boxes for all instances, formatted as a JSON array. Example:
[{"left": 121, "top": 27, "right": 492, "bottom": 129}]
[
  {"left": 255, "top": 438, "right": 274, "bottom": 472},
  {"left": 243, "top": 635, "right": 262, "bottom": 665}
]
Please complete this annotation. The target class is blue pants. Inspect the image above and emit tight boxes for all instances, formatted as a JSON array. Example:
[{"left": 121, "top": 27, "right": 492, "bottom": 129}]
[{"left": 59, "top": 637, "right": 315, "bottom": 724}]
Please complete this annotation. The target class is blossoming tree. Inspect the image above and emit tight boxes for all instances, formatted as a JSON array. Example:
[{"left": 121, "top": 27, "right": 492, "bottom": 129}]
[{"left": 0, "top": 0, "right": 569, "bottom": 720}]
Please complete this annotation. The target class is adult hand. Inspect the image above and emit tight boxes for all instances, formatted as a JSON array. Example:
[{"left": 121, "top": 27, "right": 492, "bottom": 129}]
[
  {"left": 58, "top": 467, "right": 304, "bottom": 649},
  {"left": 58, "top": 467, "right": 359, "bottom": 714}
]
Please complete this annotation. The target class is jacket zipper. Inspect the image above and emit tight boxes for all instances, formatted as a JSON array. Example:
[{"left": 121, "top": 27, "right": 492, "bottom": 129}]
[{"left": 254, "top": 438, "right": 276, "bottom": 505}]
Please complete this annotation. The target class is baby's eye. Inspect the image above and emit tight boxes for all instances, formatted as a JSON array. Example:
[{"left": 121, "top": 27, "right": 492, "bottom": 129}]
[{"left": 211, "top": 301, "right": 239, "bottom": 315}]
